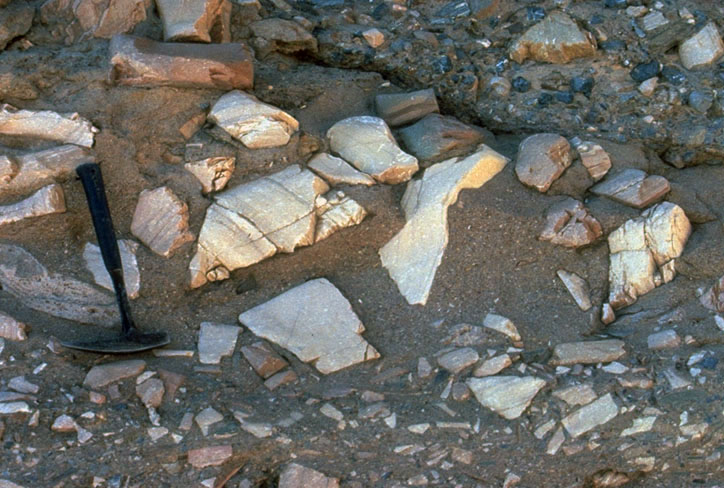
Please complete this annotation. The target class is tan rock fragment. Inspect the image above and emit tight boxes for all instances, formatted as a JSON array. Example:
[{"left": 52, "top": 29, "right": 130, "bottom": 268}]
[
  {"left": 0, "top": 184, "right": 66, "bottom": 227},
  {"left": 553, "top": 384, "right": 597, "bottom": 406},
  {"left": 83, "top": 240, "right": 140, "bottom": 299},
  {"left": 557, "top": 270, "right": 593, "bottom": 311},
  {"left": 208, "top": 90, "right": 298, "bottom": 149},
  {"left": 187, "top": 445, "right": 232, "bottom": 468},
  {"left": 467, "top": 376, "right": 546, "bottom": 419},
  {"left": 380, "top": 146, "right": 507, "bottom": 305},
  {"left": 0, "top": 145, "right": 90, "bottom": 198},
  {"left": 572, "top": 140, "right": 611, "bottom": 181},
  {"left": 591, "top": 169, "right": 670, "bottom": 209},
  {"left": 509, "top": 11, "right": 597, "bottom": 64},
  {"left": 241, "top": 341, "right": 288, "bottom": 378},
  {"left": 131, "top": 187, "right": 194, "bottom": 258},
  {"left": 83, "top": 360, "right": 146, "bottom": 389},
  {"left": 184, "top": 156, "right": 235, "bottom": 194},
  {"left": 515, "top": 134, "right": 571, "bottom": 192},
  {"left": 0, "top": 311, "right": 27, "bottom": 341},
  {"left": 0, "top": 104, "right": 97, "bottom": 148},
  {"left": 540, "top": 198, "right": 602, "bottom": 248},
  {"left": 155, "top": 0, "right": 231, "bottom": 42},
  {"left": 278, "top": 463, "right": 340, "bottom": 488},
  {"left": 314, "top": 191, "right": 367, "bottom": 243},
  {"left": 679, "top": 22, "right": 724, "bottom": 70},
  {"left": 362, "top": 28, "right": 385, "bottom": 48},
  {"left": 136, "top": 378, "right": 165, "bottom": 408},
  {"left": 561, "top": 393, "right": 619, "bottom": 438},
  {"left": 249, "top": 18, "right": 318, "bottom": 56},
  {"left": 307, "top": 153, "right": 376, "bottom": 186},
  {"left": 482, "top": 313, "right": 521, "bottom": 342},
  {"left": 43, "top": 0, "right": 149, "bottom": 41},
  {"left": 473, "top": 354, "right": 512, "bottom": 377},
  {"left": 550, "top": 339, "right": 625, "bottom": 366}
]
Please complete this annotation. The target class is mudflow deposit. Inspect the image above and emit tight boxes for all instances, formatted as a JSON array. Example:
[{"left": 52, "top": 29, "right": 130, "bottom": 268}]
[{"left": 2, "top": 0, "right": 724, "bottom": 486}]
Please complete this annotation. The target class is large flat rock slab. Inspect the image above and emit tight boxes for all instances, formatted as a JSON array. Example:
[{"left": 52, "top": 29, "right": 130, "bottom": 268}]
[
  {"left": 0, "top": 104, "right": 97, "bottom": 148},
  {"left": 467, "top": 376, "right": 546, "bottom": 419},
  {"left": 239, "top": 278, "right": 380, "bottom": 374}
]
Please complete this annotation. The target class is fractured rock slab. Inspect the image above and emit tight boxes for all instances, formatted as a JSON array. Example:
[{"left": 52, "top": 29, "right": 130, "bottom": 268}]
[
  {"left": 467, "top": 376, "right": 546, "bottom": 419},
  {"left": 278, "top": 463, "right": 340, "bottom": 488},
  {"left": 185, "top": 156, "right": 235, "bottom": 194},
  {"left": 591, "top": 169, "right": 670, "bottom": 209},
  {"left": 83, "top": 360, "right": 146, "bottom": 389},
  {"left": 515, "top": 134, "right": 571, "bottom": 192},
  {"left": 509, "top": 11, "right": 597, "bottom": 64},
  {"left": 550, "top": 339, "right": 625, "bottom": 366},
  {"left": 0, "top": 184, "right": 65, "bottom": 227},
  {"left": 156, "top": 0, "right": 230, "bottom": 43},
  {"left": 313, "top": 190, "right": 367, "bottom": 243},
  {"left": 561, "top": 393, "right": 619, "bottom": 438},
  {"left": 198, "top": 322, "right": 240, "bottom": 364},
  {"left": 109, "top": 35, "right": 253, "bottom": 90},
  {"left": 131, "top": 186, "right": 194, "bottom": 258},
  {"left": 397, "top": 114, "right": 486, "bottom": 164},
  {"left": 327, "top": 116, "right": 418, "bottom": 184},
  {"left": 380, "top": 146, "right": 507, "bottom": 305},
  {"left": 307, "top": 153, "right": 376, "bottom": 186},
  {"left": 539, "top": 198, "right": 602, "bottom": 248},
  {"left": 375, "top": 88, "right": 439, "bottom": 127},
  {"left": 701, "top": 275, "right": 724, "bottom": 313},
  {"left": 557, "top": 270, "right": 593, "bottom": 311},
  {"left": 0, "top": 104, "right": 97, "bottom": 148},
  {"left": 607, "top": 202, "right": 691, "bottom": 309},
  {"left": 0, "top": 243, "right": 116, "bottom": 326},
  {"left": 83, "top": 240, "right": 140, "bottom": 299},
  {"left": 0, "top": 145, "right": 90, "bottom": 198},
  {"left": 679, "top": 22, "right": 724, "bottom": 70},
  {"left": 208, "top": 90, "right": 298, "bottom": 149},
  {"left": 239, "top": 278, "right": 380, "bottom": 374},
  {"left": 0, "top": 311, "right": 27, "bottom": 341}
]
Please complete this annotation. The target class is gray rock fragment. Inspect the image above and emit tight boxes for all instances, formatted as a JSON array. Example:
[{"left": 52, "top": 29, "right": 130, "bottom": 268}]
[
  {"left": 307, "top": 153, "right": 376, "bottom": 186},
  {"left": 679, "top": 22, "right": 724, "bottom": 70},
  {"left": 278, "top": 463, "right": 340, "bottom": 488},
  {"left": 187, "top": 445, "right": 232, "bottom": 468},
  {"left": 156, "top": 0, "right": 230, "bottom": 42},
  {"left": 0, "top": 311, "right": 26, "bottom": 341},
  {"left": 552, "top": 384, "right": 597, "bottom": 406},
  {"left": 8, "top": 376, "right": 38, "bottom": 394},
  {"left": 0, "top": 104, "right": 97, "bottom": 148},
  {"left": 509, "top": 12, "right": 597, "bottom": 64},
  {"left": 467, "top": 376, "right": 546, "bottom": 419},
  {"left": 437, "top": 348, "right": 479, "bottom": 374},
  {"left": 184, "top": 156, "right": 235, "bottom": 194},
  {"left": 0, "top": 184, "right": 66, "bottom": 227},
  {"left": 546, "top": 427, "right": 565, "bottom": 455},
  {"left": 249, "top": 18, "right": 318, "bottom": 56},
  {"left": 663, "top": 368, "right": 691, "bottom": 389},
  {"left": 136, "top": 378, "right": 165, "bottom": 408},
  {"left": 131, "top": 186, "right": 195, "bottom": 258},
  {"left": 515, "top": 134, "right": 572, "bottom": 192},
  {"left": 473, "top": 354, "right": 512, "bottom": 377},
  {"left": 561, "top": 393, "right": 618, "bottom": 438},
  {"left": 195, "top": 406, "right": 223, "bottom": 436},
  {"left": 375, "top": 88, "right": 439, "bottom": 127},
  {"left": 647, "top": 329, "right": 681, "bottom": 350},
  {"left": 83, "top": 360, "right": 146, "bottom": 389},
  {"left": 620, "top": 416, "right": 657, "bottom": 436},
  {"left": 0, "top": 402, "right": 30, "bottom": 415},
  {"left": 264, "top": 370, "right": 297, "bottom": 390},
  {"left": 540, "top": 198, "right": 602, "bottom": 248},
  {"left": 198, "top": 322, "right": 240, "bottom": 364},
  {"left": 83, "top": 240, "right": 140, "bottom": 299},
  {"left": 0, "top": 145, "right": 90, "bottom": 198},
  {"left": 0, "top": 2, "right": 34, "bottom": 50},
  {"left": 550, "top": 340, "right": 625, "bottom": 366},
  {"left": 482, "top": 313, "right": 521, "bottom": 342},
  {"left": 591, "top": 169, "right": 670, "bottom": 209},
  {"left": 556, "top": 270, "right": 593, "bottom": 311},
  {"left": 640, "top": 11, "right": 669, "bottom": 32},
  {"left": 397, "top": 114, "right": 486, "bottom": 164}
]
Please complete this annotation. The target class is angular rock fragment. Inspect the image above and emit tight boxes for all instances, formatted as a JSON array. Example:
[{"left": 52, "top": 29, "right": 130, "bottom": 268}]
[
  {"left": 591, "top": 169, "right": 670, "bottom": 209},
  {"left": 198, "top": 322, "right": 240, "bottom": 364},
  {"left": 264, "top": 369, "right": 297, "bottom": 390},
  {"left": 640, "top": 11, "right": 668, "bottom": 32},
  {"left": 0, "top": 402, "right": 30, "bottom": 415},
  {"left": 187, "top": 445, "right": 232, "bottom": 469},
  {"left": 362, "top": 28, "right": 385, "bottom": 48},
  {"left": 515, "top": 134, "right": 571, "bottom": 192},
  {"left": 509, "top": 12, "right": 597, "bottom": 64},
  {"left": 473, "top": 354, "right": 512, "bottom": 377},
  {"left": 136, "top": 378, "right": 165, "bottom": 408},
  {"left": 239, "top": 278, "right": 380, "bottom": 374},
  {"left": 208, "top": 91, "right": 298, "bottom": 149},
  {"left": 607, "top": 202, "right": 691, "bottom": 309},
  {"left": 552, "top": 384, "right": 597, "bottom": 406},
  {"left": 8, "top": 376, "right": 38, "bottom": 394},
  {"left": 0, "top": 104, "right": 97, "bottom": 148},
  {"left": 550, "top": 340, "right": 625, "bottom": 366},
  {"left": 185, "top": 156, "right": 235, "bottom": 194},
  {"left": 482, "top": 313, "right": 521, "bottom": 342},
  {"left": 314, "top": 190, "right": 366, "bottom": 243},
  {"left": 700, "top": 275, "right": 724, "bottom": 313},
  {"left": 647, "top": 330, "right": 680, "bottom": 350},
  {"left": 620, "top": 416, "right": 657, "bottom": 436},
  {"left": 0, "top": 2, "right": 34, "bottom": 51},
  {"left": 375, "top": 88, "right": 439, "bottom": 127},
  {"left": 51, "top": 414, "right": 78, "bottom": 433},
  {"left": 83, "top": 240, "right": 140, "bottom": 299},
  {"left": 249, "top": 18, "right": 318, "bottom": 56},
  {"left": 0, "top": 244, "right": 116, "bottom": 326},
  {"left": 83, "top": 360, "right": 146, "bottom": 389},
  {"left": 561, "top": 393, "right": 618, "bottom": 438},
  {"left": 307, "top": 153, "right": 375, "bottom": 186},
  {"left": 397, "top": 114, "right": 486, "bottom": 164},
  {"left": 195, "top": 406, "right": 223, "bottom": 435},
  {"left": 156, "top": 0, "right": 230, "bottom": 43},
  {"left": 0, "top": 145, "right": 90, "bottom": 198},
  {"left": 557, "top": 270, "right": 593, "bottom": 311},
  {"left": 0, "top": 311, "right": 27, "bottom": 341},
  {"left": 40, "top": 0, "right": 148, "bottom": 42},
  {"left": 131, "top": 186, "right": 194, "bottom": 258},
  {"left": 437, "top": 348, "right": 479, "bottom": 374},
  {"left": 467, "top": 376, "right": 546, "bottom": 420},
  {"left": 679, "top": 22, "right": 724, "bottom": 70},
  {"left": 571, "top": 140, "right": 611, "bottom": 181},
  {"left": 327, "top": 116, "right": 418, "bottom": 184},
  {"left": 278, "top": 463, "right": 340, "bottom": 488},
  {"left": 109, "top": 35, "right": 253, "bottom": 90},
  {"left": 380, "top": 146, "right": 507, "bottom": 305},
  {"left": 546, "top": 427, "right": 565, "bottom": 455},
  {"left": 540, "top": 198, "right": 602, "bottom": 248},
  {"left": 0, "top": 184, "right": 66, "bottom": 227},
  {"left": 241, "top": 341, "right": 288, "bottom": 378}
]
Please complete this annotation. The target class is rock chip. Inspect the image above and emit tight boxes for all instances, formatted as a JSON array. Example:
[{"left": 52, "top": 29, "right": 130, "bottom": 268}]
[
  {"left": 156, "top": 0, "right": 230, "bottom": 42},
  {"left": 557, "top": 270, "right": 592, "bottom": 311},
  {"left": 195, "top": 406, "right": 223, "bottom": 435},
  {"left": 136, "top": 378, "right": 165, "bottom": 408},
  {"left": 437, "top": 348, "right": 479, "bottom": 374},
  {"left": 591, "top": 169, "right": 670, "bottom": 209},
  {"left": 307, "top": 153, "right": 376, "bottom": 186},
  {"left": 362, "top": 28, "right": 385, "bottom": 48},
  {"left": 0, "top": 104, "right": 97, "bottom": 148},
  {"left": 620, "top": 416, "right": 657, "bottom": 436},
  {"left": 473, "top": 354, "right": 512, "bottom": 377},
  {"left": 509, "top": 12, "right": 597, "bottom": 64},
  {"left": 700, "top": 275, "right": 724, "bottom": 313},
  {"left": 552, "top": 384, "right": 597, "bottom": 406},
  {"left": 131, "top": 186, "right": 194, "bottom": 258},
  {"left": 0, "top": 2, "right": 34, "bottom": 50},
  {"left": 0, "top": 145, "right": 90, "bottom": 198},
  {"left": 109, "top": 35, "right": 253, "bottom": 90},
  {"left": 515, "top": 134, "right": 571, "bottom": 192},
  {"left": 561, "top": 393, "right": 619, "bottom": 438},
  {"left": 572, "top": 140, "right": 611, "bottom": 181},
  {"left": 83, "top": 360, "right": 146, "bottom": 389},
  {"left": 0, "top": 480, "right": 25, "bottom": 488},
  {"left": 8, "top": 376, "right": 38, "bottom": 394},
  {"left": 482, "top": 313, "right": 521, "bottom": 342},
  {"left": 198, "top": 322, "right": 240, "bottom": 364},
  {"left": 539, "top": 198, "right": 602, "bottom": 248},
  {"left": 250, "top": 18, "right": 318, "bottom": 56},
  {"left": 83, "top": 240, "right": 140, "bottom": 299},
  {"left": 187, "top": 445, "right": 232, "bottom": 468},
  {"left": 185, "top": 156, "right": 235, "bottom": 194},
  {"left": 279, "top": 463, "right": 340, "bottom": 488},
  {"left": 374, "top": 88, "right": 439, "bottom": 127},
  {"left": 239, "top": 278, "right": 379, "bottom": 374},
  {"left": 51, "top": 414, "right": 77, "bottom": 432},
  {"left": 0, "top": 311, "right": 27, "bottom": 341},
  {"left": 380, "top": 146, "right": 507, "bottom": 305},
  {"left": 397, "top": 114, "right": 487, "bottom": 164},
  {"left": 467, "top": 376, "right": 546, "bottom": 419},
  {"left": 264, "top": 369, "right": 297, "bottom": 390},
  {"left": 208, "top": 90, "right": 298, "bottom": 149},
  {"left": 0, "top": 402, "right": 30, "bottom": 415},
  {"left": 327, "top": 116, "right": 418, "bottom": 184},
  {"left": 640, "top": 11, "right": 668, "bottom": 32},
  {"left": 647, "top": 329, "right": 681, "bottom": 350},
  {"left": 679, "top": 22, "right": 724, "bottom": 70},
  {"left": 550, "top": 340, "right": 625, "bottom": 366},
  {"left": 241, "top": 341, "right": 288, "bottom": 378},
  {"left": 0, "top": 184, "right": 66, "bottom": 227}
]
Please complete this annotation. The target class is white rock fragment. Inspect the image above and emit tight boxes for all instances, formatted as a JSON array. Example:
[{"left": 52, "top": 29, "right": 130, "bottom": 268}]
[
  {"left": 380, "top": 146, "right": 507, "bottom": 305},
  {"left": 0, "top": 184, "right": 66, "bottom": 227},
  {"left": 679, "top": 22, "right": 724, "bottom": 70},
  {"left": 155, "top": 0, "right": 230, "bottom": 42},
  {"left": 327, "top": 116, "right": 419, "bottom": 184},
  {"left": 408, "top": 423, "right": 430, "bottom": 434},
  {"left": 663, "top": 368, "right": 691, "bottom": 390},
  {"left": 148, "top": 426, "right": 169, "bottom": 441},
  {"left": 0, "top": 402, "right": 30, "bottom": 414},
  {"left": 601, "top": 303, "right": 616, "bottom": 325},
  {"left": 482, "top": 313, "right": 521, "bottom": 342},
  {"left": 534, "top": 419, "right": 556, "bottom": 439},
  {"left": 467, "top": 376, "right": 546, "bottom": 420},
  {"left": 208, "top": 90, "right": 299, "bottom": 149},
  {"left": 239, "top": 278, "right": 380, "bottom": 374},
  {"left": 620, "top": 416, "right": 657, "bottom": 436},
  {"left": 195, "top": 406, "right": 223, "bottom": 436},
  {"left": 8, "top": 376, "right": 38, "bottom": 394},
  {"left": 0, "top": 311, "right": 27, "bottom": 341},
  {"left": 716, "top": 315, "right": 724, "bottom": 332},
  {"left": 314, "top": 190, "right": 367, "bottom": 243},
  {"left": 557, "top": 270, "right": 593, "bottom": 311},
  {"left": 540, "top": 198, "right": 602, "bottom": 248},
  {"left": 515, "top": 134, "right": 571, "bottom": 192},
  {"left": 83, "top": 240, "right": 140, "bottom": 299},
  {"left": 437, "top": 347, "right": 479, "bottom": 374},
  {"left": 647, "top": 329, "right": 681, "bottom": 350},
  {"left": 561, "top": 393, "right": 619, "bottom": 438},
  {"left": 320, "top": 403, "right": 344, "bottom": 421},
  {"left": 546, "top": 427, "right": 565, "bottom": 455},
  {"left": 602, "top": 361, "right": 629, "bottom": 374},
  {"left": 0, "top": 104, "right": 97, "bottom": 148},
  {"left": 550, "top": 340, "right": 625, "bottom": 366},
  {"left": 553, "top": 384, "right": 597, "bottom": 406},
  {"left": 198, "top": 322, "right": 240, "bottom": 364},
  {"left": 307, "top": 152, "right": 376, "bottom": 186},
  {"left": 638, "top": 77, "right": 658, "bottom": 97},
  {"left": 640, "top": 11, "right": 668, "bottom": 31},
  {"left": 238, "top": 421, "right": 273, "bottom": 438},
  {"left": 185, "top": 156, "right": 235, "bottom": 194},
  {"left": 473, "top": 354, "right": 512, "bottom": 377},
  {"left": 51, "top": 414, "right": 78, "bottom": 432},
  {"left": 131, "top": 186, "right": 194, "bottom": 258},
  {"left": 591, "top": 169, "right": 670, "bottom": 209},
  {"left": 0, "top": 145, "right": 90, "bottom": 198}
]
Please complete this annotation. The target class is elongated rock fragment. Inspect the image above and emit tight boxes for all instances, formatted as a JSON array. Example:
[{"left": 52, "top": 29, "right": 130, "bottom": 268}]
[
  {"left": 556, "top": 270, "right": 592, "bottom": 311},
  {"left": 184, "top": 156, "right": 235, "bottom": 194},
  {"left": 467, "top": 376, "right": 546, "bottom": 419},
  {"left": 375, "top": 88, "right": 439, "bottom": 127},
  {"left": 0, "top": 145, "right": 90, "bottom": 198},
  {"left": 83, "top": 240, "right": 140, "bottom": 299},
  {"left": 482, "top": 313, "right": 521, "bottom": 342},
  {"left": 0, "top": 104, "right": 97, "bottom": 148},
  {"left": 239, "top": 278, "right": 380, "bottom": 374},
  {"left": 109, "top": 35, "right": 253, "bottom": 90},
  {"left": 156, "top": 0, "right": 230, "bottom": 43},
  {"left": 0, "top": 184, "right": 66, "bottom": 227},
  {"left": 0, "top": 311, "right": 27, "bottom": 341},
  {"left": 561, "top": 393, "right": 619, "bottom": 438},
  {"left": 83, "top": 359, "right": 146, "bottom": 389},
  {"left": 591, "top": 169, "right": 670, "bottom": 209},
  {"left": 550, "top": 339, "right": 625, "bottom": 366},
  {"left": 380, "top": 146, "right": 507, "bottom": 305},
  {"left": 308, "top": 152, "right": 376, "bottom": 186},
  {"left": 131, "top": 186, "right": 195, "bottom": 258}
]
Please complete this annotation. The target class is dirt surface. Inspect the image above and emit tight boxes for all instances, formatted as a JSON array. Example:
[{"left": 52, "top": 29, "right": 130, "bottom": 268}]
[{"left": 2, "top": 0, "right": 724, "bottom": 487}]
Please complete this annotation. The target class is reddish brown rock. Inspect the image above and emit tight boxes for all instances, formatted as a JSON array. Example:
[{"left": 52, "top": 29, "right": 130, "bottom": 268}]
[
  {"left": 187, "top": 445, "right": 232, "bottom": 468},
  {"left": 241, "top": 341, "right": 288, "bottom": 379},
  {"left": 539, "top": 197, "right": 602, "bottom": 248}
]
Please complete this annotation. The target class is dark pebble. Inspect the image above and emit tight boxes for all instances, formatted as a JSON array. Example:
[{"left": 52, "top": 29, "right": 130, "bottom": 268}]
[
  {"left": 571, "top": 76, "right": 594, "bottom": 96},
  {"left": 372, "top": 2, "right": 391, "bottom": 20},
  {"left": 555, "top": 91, "right": 574, "bottom": 103},
  {"left": 600, "top": 39, "right": 626, "bottom": 51},
  {"left": 538, "top": 92, "right": 553, "bottom": 106},
  {"left": 512, "top": 76, "right": 531, "bottom": 92},
  {"left": 235, "top": 274, "right": 258, "bottom": 295},
  {"left": 700, "top": 356, "right": 718, "bottom": 370},
  {"left": 433, "top": 55, "right": 453, "bottom": 74},
  {"left": 527, "top": 6, "right": 545, "bottom": 22},
  {"left": 630, "top": 60, "right": 661, "bottom": 82},
  {"left": 604, "top": 0, "right": 626, "bottom": 8},
  {"left": 661, "top": 65, "right": 686, "bottom": 85},
  {"left": 590, "top": 14, "right": 604, "bottom": 25},
  {"left": 495, "top": 58, "right": 508, "bottom": 73},
  {"left": 688, "top": 90, "right": 714, "bottom": 113}
]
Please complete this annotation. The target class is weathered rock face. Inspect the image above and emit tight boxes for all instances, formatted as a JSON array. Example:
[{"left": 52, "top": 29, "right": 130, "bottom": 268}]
[
  {"left": 208, "top": 91, "right": 298, "bottom": 149},
  {"left": 397, "top": 114, "right": 487, "bottom": 164},
  {"left": 591, "top": 169, "right": 670, "bottom": 209},
  {"left": 509, "top": 12, "right": 597, "bottom": 64},
  {"left": 0, "top": 145, "right": 90, "bottom": 198},
  {"left": 0, "top": 184, "right": 66, "bottom": 227},
  {"left": 679, "top": 22, "right": 724, "bottom": 71},
  {"left": 327, "top": 116, "right": 419, "bottom": 184},
  {"left": 375, "top": 88, "right": 439, "bottom": 127},
  {"left": 380, "top": 146, "right": 507, "bottom": 305},
  {"left": 0, "top": 244, "right": 117, "bottom": 326},
  {"left": 239, "top": 278, "right": 380, "bottom": 374},
  {"left": 307, "top": 152, "right": 376, "bottom": 186},
  {"left": 130, "top": 186, "right": 195, "bottom": 258},
  {"left": 83, "top": 240, "right": 140, "bottom": 299},
  {"left": 0, "top": 104, "right": 97, "bottom": 148},
  {"left": 550, "top": 339, "right": 625, "bottom": 366},
  {"left": 189, "top": 165, "right": 366, "bottom": 288},
  {"left": 249, "top": 18, "right": 318, "bottom": 57},
  {"left": 515, "top": 134, "right": 571, "bottom": 192},
  {"left": 109, "top": 35, "right": 253, "bottom": 91},
  {"left": 467, "top": 376, "right": 546, "bottom": 419},
  {"left": 0, "top": 2, "right": 34, "bottom": 50},
  {"left": 607, "top": 202, "right": 691, "bottom": 309},
  {"left": 539, "top": 198, "right": 602, "bottom": 248},
  {"left": 40, "top": 0, "right": 150, "bottom": 42},
  {"left": 184, "top": 156, "right": 235, "bottom": 194},
  {"left": 155, "top": 0, "right": 230, "bottom": 43},
  {"left": 700, "top": 275, "right": 724, "bottom": 314}
]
